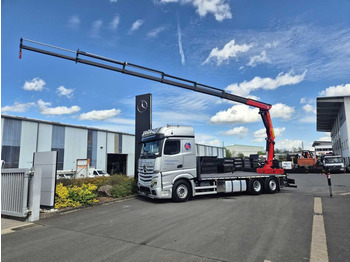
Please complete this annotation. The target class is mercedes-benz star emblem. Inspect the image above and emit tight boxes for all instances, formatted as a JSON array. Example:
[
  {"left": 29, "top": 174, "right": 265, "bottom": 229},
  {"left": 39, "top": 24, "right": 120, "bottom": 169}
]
[
  {"left": 143, "top": 165, "right": 147, "bottom": 173},
  {"left": 137, "top": 100, "right": 148, "bottom": 113}
]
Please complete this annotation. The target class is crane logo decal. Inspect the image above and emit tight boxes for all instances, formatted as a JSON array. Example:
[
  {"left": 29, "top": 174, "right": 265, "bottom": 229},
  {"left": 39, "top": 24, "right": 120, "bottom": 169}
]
[{"left": 184, "top": 143, "right": 191, "bottom": 151}]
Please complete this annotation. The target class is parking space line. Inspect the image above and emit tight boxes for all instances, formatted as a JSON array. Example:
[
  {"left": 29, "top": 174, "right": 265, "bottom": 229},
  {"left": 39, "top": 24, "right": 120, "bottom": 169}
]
[
  {"left": 339, "top": 192, "right": 350, "bottom": 196},
  {"left": 310, "top": 197, "right": 328, "bottom": 262}
]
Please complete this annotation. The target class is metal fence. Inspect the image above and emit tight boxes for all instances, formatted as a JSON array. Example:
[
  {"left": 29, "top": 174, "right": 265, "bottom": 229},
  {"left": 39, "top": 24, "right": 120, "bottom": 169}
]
[{"left": 1, "top": 168, "right": 32, "bottom": 218}]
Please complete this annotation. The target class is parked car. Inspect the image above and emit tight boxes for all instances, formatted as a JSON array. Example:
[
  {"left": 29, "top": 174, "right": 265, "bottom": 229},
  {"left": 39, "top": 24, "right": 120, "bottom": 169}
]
[{"left": 88, "top": 168, "right": 110, "bottom": 178}]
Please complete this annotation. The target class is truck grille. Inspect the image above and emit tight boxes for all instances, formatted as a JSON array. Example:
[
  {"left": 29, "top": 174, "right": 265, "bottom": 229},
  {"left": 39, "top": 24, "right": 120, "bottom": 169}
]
[{"left": 138, "top": 165, "right": 154, "bottom": 182}]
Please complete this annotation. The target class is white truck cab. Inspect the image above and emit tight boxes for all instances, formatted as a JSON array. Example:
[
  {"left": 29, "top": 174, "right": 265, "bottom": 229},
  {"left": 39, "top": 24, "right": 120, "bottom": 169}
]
[
  {"left": 138, "top": 125, "right": 196, "bottom": 201},
  {"left": 322, "top": 155, "right": 345, "bottom": 173}
]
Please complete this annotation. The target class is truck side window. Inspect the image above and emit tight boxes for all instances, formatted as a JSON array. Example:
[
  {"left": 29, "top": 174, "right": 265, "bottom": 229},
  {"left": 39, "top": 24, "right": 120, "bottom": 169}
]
[{"left": 164, "top": 140, "right": 180, "bottom": 155}]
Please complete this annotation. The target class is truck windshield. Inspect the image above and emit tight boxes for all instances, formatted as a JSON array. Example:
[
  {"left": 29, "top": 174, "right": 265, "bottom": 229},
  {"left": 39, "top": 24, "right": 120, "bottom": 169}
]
[
  {"left": 141, "top": 140, "right": 162, "bottom": 158},
  {"left": 325, "top": 157, "right": 343, "bottom": 164}
]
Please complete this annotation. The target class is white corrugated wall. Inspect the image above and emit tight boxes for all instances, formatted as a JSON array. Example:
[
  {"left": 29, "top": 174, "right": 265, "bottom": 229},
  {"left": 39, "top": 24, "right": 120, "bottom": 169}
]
[
  {"left": 64, "top": 127, "right": 88, "bottom": 170},
  {"left": 107, "top": 132, "right": 115, "bottom": 154},
  {"left": 37, "top": 123, "right": 52, "bottom": 152},
  {"left": 19, "top": 121, "right": 38, "bottom": 168},
  {"left": 96, "top": 131, "right": 107, "bottom": 170},
  {"left": 122, "top": 134, "right": 135, "bottom": 177}
]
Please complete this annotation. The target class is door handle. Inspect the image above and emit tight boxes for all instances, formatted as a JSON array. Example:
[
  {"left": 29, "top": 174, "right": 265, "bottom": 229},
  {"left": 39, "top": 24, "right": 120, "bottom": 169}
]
[{"left": 177, "top": 164, "right": 183, "bottom": 168}]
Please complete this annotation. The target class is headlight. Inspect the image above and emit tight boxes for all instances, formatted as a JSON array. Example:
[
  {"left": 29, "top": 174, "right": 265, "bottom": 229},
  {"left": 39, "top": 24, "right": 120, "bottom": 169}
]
[{"left": 151, "top": 179, "right": 158, "bottom": 187}]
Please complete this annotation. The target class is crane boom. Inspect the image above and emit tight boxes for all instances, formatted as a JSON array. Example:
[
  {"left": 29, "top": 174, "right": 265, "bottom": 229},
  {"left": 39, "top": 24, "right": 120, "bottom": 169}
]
[{"left": 19, "top": 38, "right": 284, "bottom": 174}]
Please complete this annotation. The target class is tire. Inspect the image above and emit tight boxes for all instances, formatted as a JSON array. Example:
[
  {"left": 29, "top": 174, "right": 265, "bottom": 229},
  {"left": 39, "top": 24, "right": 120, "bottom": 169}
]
[
  {"left": 172, "top": 179, "right": 191, "bottom": 202},
  {"left": 265, "top": 177, "right": 278, "bottom": 194},
  {"left": 249, "top": 179, "right": 263, "bottom": 195}
]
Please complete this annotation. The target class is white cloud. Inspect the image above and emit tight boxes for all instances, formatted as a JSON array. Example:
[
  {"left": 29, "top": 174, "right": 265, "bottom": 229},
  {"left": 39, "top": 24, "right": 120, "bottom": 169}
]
[
  {"left": 130, "top": 19, "right": 144, "bottom": 33},
  {"left": 302, "top": 104, "right": 315, "bottom": 113},
  {"left": 156, "top": 0, "right": 232, "bottom": 21},
  {"left": 79, "top": 108, "right": 121, "bottom": 121},
  {"left": 210, "top": 103, "right": 294, "bottom": 124},
  {"left": 109, "top": 0, "right": 117, "bottom": 2},
  {"left": 23, "top": 77, "right": 46, "bottom": 91},
  {"left": 270, "top": 103, "right": 295, "bottom": 119},
  {"left": 319, "top": 83, "right": 350, "bottom": 97},
  {"left": 109, "top": 15, "right": 120, "bottom": 30},
  {"left": 147, "top": 26, "right": 167, "bottom": 38},
  {"left": 222, "top": 126, "right": 249, "bottom": 137},
  {"left": 56, "top": 86, "right": 74, "bottom": 98},
  {"left": 253, "top": 127, "right": 285, "bottom": 142},
  {"left": 247, "top": 51, "right": 271, "bottom": 67},
  {"left": 91, "top": 20, "right": 103, "bottom": 38},
  {"left": 1, "top": 102, "right": 36, "bottom": 113},
  {"left": 275, "top": 139, "right": 303, "bottom": 151},
  {"left": 177, "top": 21, "right": 185, "bottom": 65},
  {"left": 37, "top": 99, "right": 80, "bottom": 115},
  {"left": 68, "top": 15, "right": 80, "bottom": 30},
  {"left": 299, "top": 115, "right": 316, "bottom": 123},
  {"left": 202, "top": 39, "right": 252, "bottom": 66},
  {"left": 264, "top": 41, "right": 278, "bottom": 48},
  {"left": 225, "top": 70, "right": 307, "bottom": 97},
  {"left": 210, "top": 104, "right": 260, "bottom": 124},
  {"left": 318, "top": 135, "right": 331, "bottom": 142},
  {"left": 195, "top": 134, "right": 223, "bottom": 147},
  {"left": 300, "top": 97, "right": 306, "bottom": 104}
]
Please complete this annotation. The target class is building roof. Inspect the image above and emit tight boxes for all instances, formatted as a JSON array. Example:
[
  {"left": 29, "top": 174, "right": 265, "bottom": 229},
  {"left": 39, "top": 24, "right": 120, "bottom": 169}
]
[
  {"left": 1, "top": 114, "right": 134, "bottom": 136},
  {"left": 312, "top": 140, "right": 332, "bottom": 147},
  {"left": 316, "top": 96, "right": 350, "bottom": 132}
]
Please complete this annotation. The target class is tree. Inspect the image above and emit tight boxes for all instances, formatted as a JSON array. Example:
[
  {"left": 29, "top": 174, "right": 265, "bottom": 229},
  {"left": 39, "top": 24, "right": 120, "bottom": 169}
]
[
  {"left": 224, "top": 147, "right": 233, "bottom": 158},
  {"left": 237, "top": 152, "right": 245, "bottom": 158}
]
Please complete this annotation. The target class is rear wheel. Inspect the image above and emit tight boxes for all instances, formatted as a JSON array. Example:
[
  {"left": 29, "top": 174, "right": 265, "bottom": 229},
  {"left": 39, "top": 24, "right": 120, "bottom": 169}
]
[
  {"left": 249, "top": 179, "right": 263, "bottom": 195},
  {"left": 265, "top": 177, "right": 278, "bottom": 194},
  {"left": 172, "top": 179, "right": 191, "bottom": 202}
]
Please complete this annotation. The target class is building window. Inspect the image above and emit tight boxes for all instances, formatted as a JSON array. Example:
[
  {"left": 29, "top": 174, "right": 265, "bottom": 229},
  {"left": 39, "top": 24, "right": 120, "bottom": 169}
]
[
  {"left": 52, "top": 125, "right": 65, "bottom": 170},
  {"left": 87, "top": 130, "right": 97, "bottom": 168},
  {"left": 1, "top": 118, "right": 22, "bottom": 168}
]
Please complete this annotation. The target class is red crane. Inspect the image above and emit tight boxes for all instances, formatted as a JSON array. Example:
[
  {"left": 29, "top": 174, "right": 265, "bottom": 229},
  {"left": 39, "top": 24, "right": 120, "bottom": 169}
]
[{"left": 19, "top": 38, "right": 284, "bottom": 175}]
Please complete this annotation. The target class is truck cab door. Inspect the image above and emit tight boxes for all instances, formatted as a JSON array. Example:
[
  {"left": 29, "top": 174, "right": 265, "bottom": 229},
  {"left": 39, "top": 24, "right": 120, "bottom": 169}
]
[{"left": 161, "top": 139, "right": 183, "bottom": 174}]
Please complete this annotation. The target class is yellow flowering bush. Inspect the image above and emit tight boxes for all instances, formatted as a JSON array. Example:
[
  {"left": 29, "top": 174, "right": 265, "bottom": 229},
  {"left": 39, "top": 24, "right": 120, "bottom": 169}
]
[{"left": 55, "top": 183, "right": 99, "bottom": 209}]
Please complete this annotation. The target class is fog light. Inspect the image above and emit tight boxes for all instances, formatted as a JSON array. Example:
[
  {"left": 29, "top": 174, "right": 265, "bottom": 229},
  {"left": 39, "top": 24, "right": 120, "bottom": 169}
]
[{"left": 161, "top": 190, "right": 170, "bottom": 196}]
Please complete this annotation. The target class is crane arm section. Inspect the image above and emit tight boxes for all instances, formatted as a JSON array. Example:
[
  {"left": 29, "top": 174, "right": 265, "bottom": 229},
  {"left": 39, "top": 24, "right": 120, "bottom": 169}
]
[{"left": 19, "top": 38, "right": 283, "bottom": 174}]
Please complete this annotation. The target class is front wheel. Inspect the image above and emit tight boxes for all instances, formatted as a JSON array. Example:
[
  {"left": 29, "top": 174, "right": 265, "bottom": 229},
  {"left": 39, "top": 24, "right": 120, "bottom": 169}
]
[{"left": 172, "top": 179, "right": 191, "bottom": 202}]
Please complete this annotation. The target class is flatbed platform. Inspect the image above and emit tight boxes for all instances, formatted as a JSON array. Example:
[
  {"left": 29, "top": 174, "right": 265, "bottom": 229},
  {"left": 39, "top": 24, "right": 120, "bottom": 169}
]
[{"left": 199, "top": 171, "right": 286, "bottom": 181}]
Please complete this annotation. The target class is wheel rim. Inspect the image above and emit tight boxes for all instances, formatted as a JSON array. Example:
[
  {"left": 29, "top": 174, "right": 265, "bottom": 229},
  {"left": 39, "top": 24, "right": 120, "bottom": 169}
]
[
  {"left": 176, "top": 184, "right": 188, "bottom": 199},
  {"left": 269, "top": 180, "right": 277, "bottom": 191},
  {"left": 253, "top": 180, "right": 261, "bottom": 192}
]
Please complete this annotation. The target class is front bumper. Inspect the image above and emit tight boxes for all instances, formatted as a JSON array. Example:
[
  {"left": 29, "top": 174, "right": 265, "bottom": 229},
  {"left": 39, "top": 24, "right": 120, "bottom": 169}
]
[{"left": 138, "top": 181, "right": 172, "bottom": 199}]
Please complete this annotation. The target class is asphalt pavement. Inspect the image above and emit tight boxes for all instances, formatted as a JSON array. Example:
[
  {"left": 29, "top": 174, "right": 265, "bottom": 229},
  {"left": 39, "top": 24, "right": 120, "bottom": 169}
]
[{"left": 2, "top": 173, "right": 350, "bottom": 262}]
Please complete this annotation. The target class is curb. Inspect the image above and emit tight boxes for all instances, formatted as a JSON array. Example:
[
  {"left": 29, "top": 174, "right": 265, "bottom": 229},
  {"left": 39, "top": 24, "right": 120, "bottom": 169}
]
[{"left": 40, "top": 195, "right": 137, "bottom": 219}]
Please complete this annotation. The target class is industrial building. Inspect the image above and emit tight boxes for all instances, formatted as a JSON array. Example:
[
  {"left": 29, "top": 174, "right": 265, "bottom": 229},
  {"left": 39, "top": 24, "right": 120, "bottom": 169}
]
[
  {"left": 1, "top": 115, "right": 135, "bottom": 176},
  {"left": 317, "top": 95, "right": 350, "bottom": 166},
  {"left": 225, "top": 144, "right": 264, "bottom": 157},
  {"left": 312, "top": 140, "right": 333, "bottom": 156},
  {"left": 1, "top": 115, "right": 226, "bottom": 176}
]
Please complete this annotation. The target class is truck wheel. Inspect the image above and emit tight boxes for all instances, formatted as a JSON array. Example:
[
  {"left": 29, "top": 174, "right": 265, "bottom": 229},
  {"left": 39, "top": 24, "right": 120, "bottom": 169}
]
[
  {"left": 265, "top": 177, "right": 278, "bottom": 194},
  {"left": 172, "top": 179, "right": 191, "bottom": 202},
  {"left": 249, "top": 179, "right": 263, "bottom": 195}
]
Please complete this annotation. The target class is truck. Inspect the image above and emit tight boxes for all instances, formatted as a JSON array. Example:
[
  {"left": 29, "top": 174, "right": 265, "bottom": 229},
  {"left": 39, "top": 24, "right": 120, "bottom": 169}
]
[
  {"left": 19, "top": 38, "right": 296, "bottom": 200},
  {"left": 138, "top": 125, "right": 294, "bottom": 202},
  {"left": 321, "top": 155, "right": 345, "bottom": 173}
]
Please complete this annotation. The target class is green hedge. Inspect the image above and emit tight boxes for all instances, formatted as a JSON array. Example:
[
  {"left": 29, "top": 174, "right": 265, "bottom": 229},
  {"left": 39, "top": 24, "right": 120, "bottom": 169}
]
[{"left": 57, "top": 174, "right": 137, "bottom": 199}]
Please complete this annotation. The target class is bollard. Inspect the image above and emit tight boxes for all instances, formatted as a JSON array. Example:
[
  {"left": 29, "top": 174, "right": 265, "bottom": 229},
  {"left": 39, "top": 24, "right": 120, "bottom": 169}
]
[{"left": 326, "top": 172, "right": 332, "bottom": 198}]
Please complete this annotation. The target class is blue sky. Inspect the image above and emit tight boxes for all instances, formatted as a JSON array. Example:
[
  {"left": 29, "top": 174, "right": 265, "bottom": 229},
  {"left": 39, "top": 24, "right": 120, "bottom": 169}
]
[{"left": 2, "top": 0, "right": 350, "bottom": 151}]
